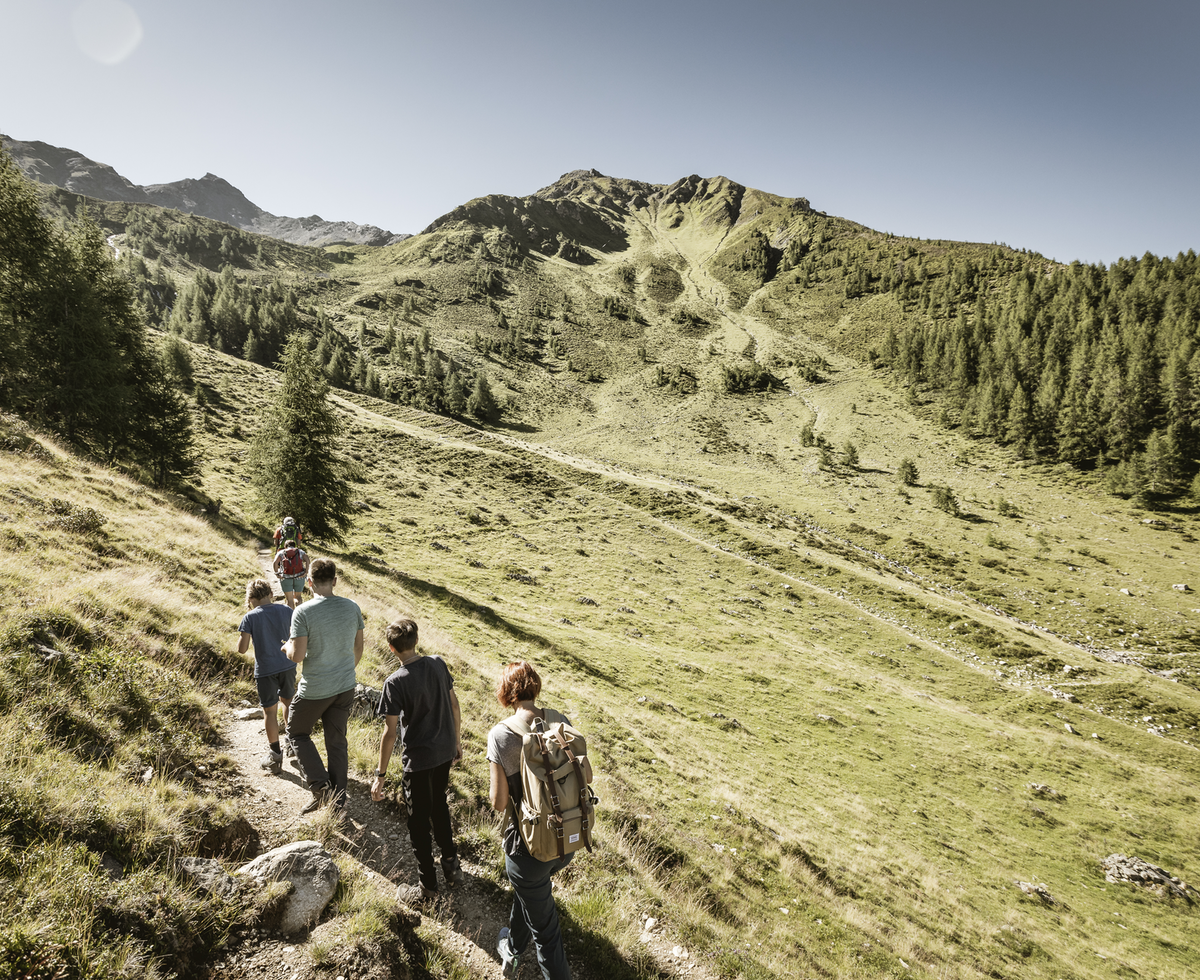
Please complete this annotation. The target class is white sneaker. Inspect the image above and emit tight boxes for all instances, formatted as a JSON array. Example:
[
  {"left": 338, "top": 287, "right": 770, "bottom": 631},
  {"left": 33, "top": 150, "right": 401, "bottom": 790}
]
[
  {"left": 260, "top": 749, "right": 282, "bottom": 771},
  {"left": 497, "top": 927, "right": 521, "bottom": 977}
]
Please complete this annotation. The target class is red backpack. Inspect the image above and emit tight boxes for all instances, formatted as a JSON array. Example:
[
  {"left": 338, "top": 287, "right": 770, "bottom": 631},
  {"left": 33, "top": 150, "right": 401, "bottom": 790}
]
[{"left": 280, "top": 546, "right": 305, "bottom": 577}]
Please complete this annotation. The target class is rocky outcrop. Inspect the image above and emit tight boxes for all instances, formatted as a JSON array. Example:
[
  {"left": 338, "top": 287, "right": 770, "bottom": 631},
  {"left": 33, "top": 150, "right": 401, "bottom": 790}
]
[{"left": 1101, "top": 854, "right": 1194, "bottom": 900}]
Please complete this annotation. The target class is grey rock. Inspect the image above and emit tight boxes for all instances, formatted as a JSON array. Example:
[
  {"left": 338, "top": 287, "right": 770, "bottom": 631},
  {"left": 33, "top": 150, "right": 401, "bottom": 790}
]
[
  {"left": 237, "top": 840, "right": 340, "bottom": 933},
  {"left": 352, "top": 684, "right": 382, "bottom": 721},
  {"left": 179, "top": 856, "right": 239, "bottom": 900},
  {"left": 100, "top": 853, "right": 124, "bottom": 881}
]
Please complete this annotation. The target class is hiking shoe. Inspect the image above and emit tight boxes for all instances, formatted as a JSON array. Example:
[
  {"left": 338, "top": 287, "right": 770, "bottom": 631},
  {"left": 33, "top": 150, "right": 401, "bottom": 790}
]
[
  {"left": 443, "top": 858, "right": 464, "bottom": 889},
  {"left": 260, "top": 749, "right": 283, "bottom": 771},
  {"left": 280, "top": 734, "right": 298, "bottom": 759},
  {"left": 300, "top": 783, "right": 332, "bottom": 815},
  {"left": 497, "top": 927, "right": 521, "bottom": 978},
  {"left": 396, "top": 882, "right": 438, "bottom": 905}
]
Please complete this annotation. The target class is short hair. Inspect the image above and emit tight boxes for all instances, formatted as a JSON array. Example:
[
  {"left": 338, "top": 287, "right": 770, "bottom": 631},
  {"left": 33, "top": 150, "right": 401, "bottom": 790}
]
[
  {"left": 245, "top": 578, "right": 273, "bottom": 609},
  {"left": 309, "top": 557, "right": 336, "bottom": 584},
  {"left": 497, "top": 661, "right": 541, "bottom": 708},
  {"left": 386, "top": 618, "right": 419, "bottom": 652}
]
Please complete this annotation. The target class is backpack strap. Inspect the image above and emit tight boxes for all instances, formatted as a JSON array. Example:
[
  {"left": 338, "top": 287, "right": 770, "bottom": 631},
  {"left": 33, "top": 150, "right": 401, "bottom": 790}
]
[
  {"left": 536, "top": 732, "right": 567, "bottom": 859},
  {"left": 549, "top": 725, "right": 593, "bottom": 853}
]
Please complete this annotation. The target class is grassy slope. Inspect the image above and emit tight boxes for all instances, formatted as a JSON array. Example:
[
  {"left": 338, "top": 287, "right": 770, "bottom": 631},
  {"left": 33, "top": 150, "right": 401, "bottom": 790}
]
[
  {"left": 7, "top": 173, "right": 1200, "bottom": 979},
  {"left": 190, "top": 313, "right": 1199, "bottom": 979}
]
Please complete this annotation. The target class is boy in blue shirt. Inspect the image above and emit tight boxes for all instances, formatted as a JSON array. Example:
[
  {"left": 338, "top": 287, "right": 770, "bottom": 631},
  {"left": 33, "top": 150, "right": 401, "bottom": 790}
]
[{"left": 237, "top": 579, "right": 296, "bottom": 770}]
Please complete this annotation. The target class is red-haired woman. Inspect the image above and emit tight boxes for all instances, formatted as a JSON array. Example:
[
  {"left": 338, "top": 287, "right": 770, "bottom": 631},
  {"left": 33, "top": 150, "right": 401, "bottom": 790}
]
[{"left": 488, "top": 661, "right": 592, "bottom": 980}]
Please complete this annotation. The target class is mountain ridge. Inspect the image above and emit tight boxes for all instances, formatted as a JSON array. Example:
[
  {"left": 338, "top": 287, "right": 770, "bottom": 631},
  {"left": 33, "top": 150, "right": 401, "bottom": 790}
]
[{"left": 1, "top": 134, "right": 408, "bottom": 248}]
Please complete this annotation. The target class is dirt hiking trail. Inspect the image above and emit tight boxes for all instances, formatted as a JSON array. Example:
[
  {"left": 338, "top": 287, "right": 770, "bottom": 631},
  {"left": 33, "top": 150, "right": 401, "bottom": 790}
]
[{"left": 210, "top": 549, "right": 712, "bottom": 980}]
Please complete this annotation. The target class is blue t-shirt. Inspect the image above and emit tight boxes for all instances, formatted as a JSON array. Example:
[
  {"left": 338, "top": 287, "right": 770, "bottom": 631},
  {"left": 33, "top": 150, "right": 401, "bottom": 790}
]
[
  {"left": 238, "top": 602, "right": 294, "bottom": 678},
  {"left": 376, "top": 655, "right": 457, "bottom": 773},
  {"left": 290, "top": 594, "right": 363, "bottom": 699}
]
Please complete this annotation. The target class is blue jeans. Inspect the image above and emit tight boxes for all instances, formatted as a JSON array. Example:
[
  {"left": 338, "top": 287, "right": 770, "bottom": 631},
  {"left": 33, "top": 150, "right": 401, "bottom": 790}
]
[{"left": 504, "top": 848, "right": 574, "bottom": 980}]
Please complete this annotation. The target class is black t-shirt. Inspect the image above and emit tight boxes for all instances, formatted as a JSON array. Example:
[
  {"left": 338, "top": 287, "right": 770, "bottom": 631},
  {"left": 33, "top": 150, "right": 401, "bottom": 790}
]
[{"left": 376, "top": 655, "right": 456, "bottom": 773}]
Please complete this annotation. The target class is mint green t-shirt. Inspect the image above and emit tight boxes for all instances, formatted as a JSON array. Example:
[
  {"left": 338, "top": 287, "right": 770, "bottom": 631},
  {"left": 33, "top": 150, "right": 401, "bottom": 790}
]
[{"left": 290, "top": 594, "right": 363, "bottom": 700}]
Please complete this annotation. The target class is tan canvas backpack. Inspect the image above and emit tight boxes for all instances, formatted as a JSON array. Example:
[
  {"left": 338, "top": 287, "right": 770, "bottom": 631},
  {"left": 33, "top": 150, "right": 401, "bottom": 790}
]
[{"left": 504, "top": 708, "right": 597, "bottom": 862}]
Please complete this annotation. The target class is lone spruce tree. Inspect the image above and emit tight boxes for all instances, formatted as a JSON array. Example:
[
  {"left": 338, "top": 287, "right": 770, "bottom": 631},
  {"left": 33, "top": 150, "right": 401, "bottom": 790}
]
[
  {"left": 467, "top": 370, "right": 501, "bottom": 423},
  {"left": 248, "top": 335, "right": 355, "bottom": 544}
]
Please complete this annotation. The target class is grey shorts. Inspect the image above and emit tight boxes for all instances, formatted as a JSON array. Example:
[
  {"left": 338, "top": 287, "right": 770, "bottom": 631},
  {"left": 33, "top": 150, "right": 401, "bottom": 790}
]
[
  {"left": 256, "top": 667, "right": 297, "bottom": 707},
  {"left": 279, "top": 574, "right": 305, "bottom": 592}
]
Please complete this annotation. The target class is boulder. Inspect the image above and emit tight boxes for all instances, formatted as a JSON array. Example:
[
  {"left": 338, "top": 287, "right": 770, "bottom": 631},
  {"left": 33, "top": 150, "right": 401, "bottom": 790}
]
[
  {"left": 178, "top": 856, "right": 239, "bottom": 900},
  {"left": 237, "top": 840, "right": 340, "bottom": 933}
]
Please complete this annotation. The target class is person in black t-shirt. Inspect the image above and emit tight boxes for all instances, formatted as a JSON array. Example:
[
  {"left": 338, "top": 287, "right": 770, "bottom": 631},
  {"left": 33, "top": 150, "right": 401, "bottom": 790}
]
[{"left": 372, "top": 618, "right": 462, "bottom": 902}]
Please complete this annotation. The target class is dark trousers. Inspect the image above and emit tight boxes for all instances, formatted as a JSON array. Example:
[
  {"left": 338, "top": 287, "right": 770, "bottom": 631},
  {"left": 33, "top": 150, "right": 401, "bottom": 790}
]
[
  {"left": 505, "top": 849, "right": 574, "bottom": 980},
  {"left": 403, "top": 760, "right": 458, "bottom": 890},
  {"left": 286, "top": 687, "right": 354, "bottom": 801}
]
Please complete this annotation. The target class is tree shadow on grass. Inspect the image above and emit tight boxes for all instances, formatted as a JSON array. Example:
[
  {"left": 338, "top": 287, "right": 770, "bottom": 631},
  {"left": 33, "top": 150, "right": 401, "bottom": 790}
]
[
  {"left": 338, "top": 552, "right": 623, "bottom": 687},
  {"left": 559, "top": 907, "right": 667, "bottom": 980}
]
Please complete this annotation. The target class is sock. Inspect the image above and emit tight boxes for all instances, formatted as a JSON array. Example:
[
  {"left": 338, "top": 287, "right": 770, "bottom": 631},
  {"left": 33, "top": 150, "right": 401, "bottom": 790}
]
[{"left": 269, "top": 741, "right": 281, "bottom": 753}]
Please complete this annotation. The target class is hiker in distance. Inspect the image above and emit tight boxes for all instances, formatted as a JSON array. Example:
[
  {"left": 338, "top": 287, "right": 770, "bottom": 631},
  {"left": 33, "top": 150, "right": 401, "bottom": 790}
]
[
  {"left": 237, "top": 579, "right": 296, "bottom": 772},
  {"left": 370, "top": 617, "right": 464, "bottom": 903},
  {"left": 489, "top": 661, "right": 594, "bottom": 980},
  {"left": 273, "top": 516, "right": 303, "bottom": 552},
  {"left": 283, "top": 558, "right": 364, "bottom": 814},
  {"left": 272, "top": 534, "right": 310, "bottom": 610}
]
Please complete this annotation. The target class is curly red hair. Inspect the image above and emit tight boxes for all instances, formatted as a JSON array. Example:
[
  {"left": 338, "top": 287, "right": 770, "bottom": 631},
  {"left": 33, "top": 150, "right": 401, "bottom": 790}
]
[{"left": 497, "top": 661, "right": 542, "bottom": 707}]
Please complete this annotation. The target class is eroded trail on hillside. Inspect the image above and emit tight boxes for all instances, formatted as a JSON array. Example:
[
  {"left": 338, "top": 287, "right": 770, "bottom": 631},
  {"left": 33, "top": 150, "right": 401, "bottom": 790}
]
[{"left": 632, "top": 207, "right": 765, "bottom": 363}]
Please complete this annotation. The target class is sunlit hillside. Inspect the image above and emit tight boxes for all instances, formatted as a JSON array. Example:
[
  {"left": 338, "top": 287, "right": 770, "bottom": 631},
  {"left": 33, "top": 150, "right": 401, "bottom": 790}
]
[{"left": 4, "top": 163, "right": 1200, "bottom": 980}]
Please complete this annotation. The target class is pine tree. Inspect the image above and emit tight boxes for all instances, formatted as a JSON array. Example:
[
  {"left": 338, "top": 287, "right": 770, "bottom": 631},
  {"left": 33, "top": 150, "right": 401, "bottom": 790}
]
[
  {"left": 246, "top": 335, "right": 356, "bottom": 544},
  {"left": 445, "top": 369, "right": 467, "bottom": 414},
  {"left": 467, "top": 371, "right": 501, "bottom": 423}
]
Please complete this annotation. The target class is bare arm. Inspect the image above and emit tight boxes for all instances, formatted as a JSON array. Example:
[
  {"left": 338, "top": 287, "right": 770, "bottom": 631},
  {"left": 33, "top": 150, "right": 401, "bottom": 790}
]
[
  {"left": 450, "top": 689, "right": 462, "bottom": 763},
  {"left": 285, "top": 634, "right": 307, "bottom": 664},
  {"left": 371, "top": 715, "right": 399, "bottom": 802},
  {"left": 237, "top": 632, "right": 251, "bottom": 656},
  {"left": 489, "top": 760, "right": 509, "bottom": 812},
  {"left": 353, "top": 628, "right": 364, "bottom": 667}
]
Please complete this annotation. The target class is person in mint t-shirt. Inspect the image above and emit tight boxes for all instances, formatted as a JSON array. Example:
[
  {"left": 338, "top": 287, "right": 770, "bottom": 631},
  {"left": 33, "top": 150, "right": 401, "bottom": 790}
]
[{"left": 284, "top": 557, "right": 364, "bottom": 814}]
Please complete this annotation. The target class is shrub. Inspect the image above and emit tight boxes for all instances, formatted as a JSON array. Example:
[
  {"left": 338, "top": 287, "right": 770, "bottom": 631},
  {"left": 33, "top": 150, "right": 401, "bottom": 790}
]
[
  {"left": 931, "top": 485, "right": 960, "bottom": 516},
  {"left": 898, "top": 457, "right": 919, "bottom": 486}
]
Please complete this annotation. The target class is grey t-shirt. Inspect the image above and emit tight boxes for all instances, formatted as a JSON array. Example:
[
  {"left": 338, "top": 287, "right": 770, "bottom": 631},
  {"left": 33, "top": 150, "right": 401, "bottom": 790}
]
[
  {"left": 290, "top": 594, "right": 363, "bottom": 699},
  {"left": 487, "top": 708, "right": 568, "bottom": 857},
  {"left": 376, "top": 654, "right": 457, "bottom": 773}
]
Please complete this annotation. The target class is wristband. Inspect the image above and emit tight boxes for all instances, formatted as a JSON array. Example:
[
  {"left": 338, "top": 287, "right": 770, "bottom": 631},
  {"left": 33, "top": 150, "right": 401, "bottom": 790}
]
[{"left": 375, "top": 769, "right": 386, "bottom": 778}]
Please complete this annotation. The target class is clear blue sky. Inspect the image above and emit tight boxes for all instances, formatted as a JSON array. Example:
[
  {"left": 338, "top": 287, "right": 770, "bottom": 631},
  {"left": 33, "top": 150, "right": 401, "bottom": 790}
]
[{"left": 2, "top": 0, "right": 1197, "bottom": 265}]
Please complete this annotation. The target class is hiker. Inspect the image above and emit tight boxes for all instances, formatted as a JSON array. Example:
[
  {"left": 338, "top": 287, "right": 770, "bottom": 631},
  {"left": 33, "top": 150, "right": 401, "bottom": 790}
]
[
  {"left": 284, "top": 557, "right": 364, "bottom": 814},
  {"left": 370, "top": 617, "right": 464, "bottom": 902},
  {"left": 237, "top": 579, "right": 296, "bottom": 771},
  {"left": 273, "top": 516, "right": 304, "bottom": 552},
  {"left": 488, "top": 661, "right": 592, "bottom": 980},
  {"left": 272, "top": 535, "right": 310, "bottom": 610}
]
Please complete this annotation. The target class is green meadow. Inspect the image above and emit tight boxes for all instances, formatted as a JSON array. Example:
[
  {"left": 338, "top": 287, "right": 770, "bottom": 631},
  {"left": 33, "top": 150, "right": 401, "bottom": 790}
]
[{"left": 3, "top": 167, "right": 1200, "bottom": 979}]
